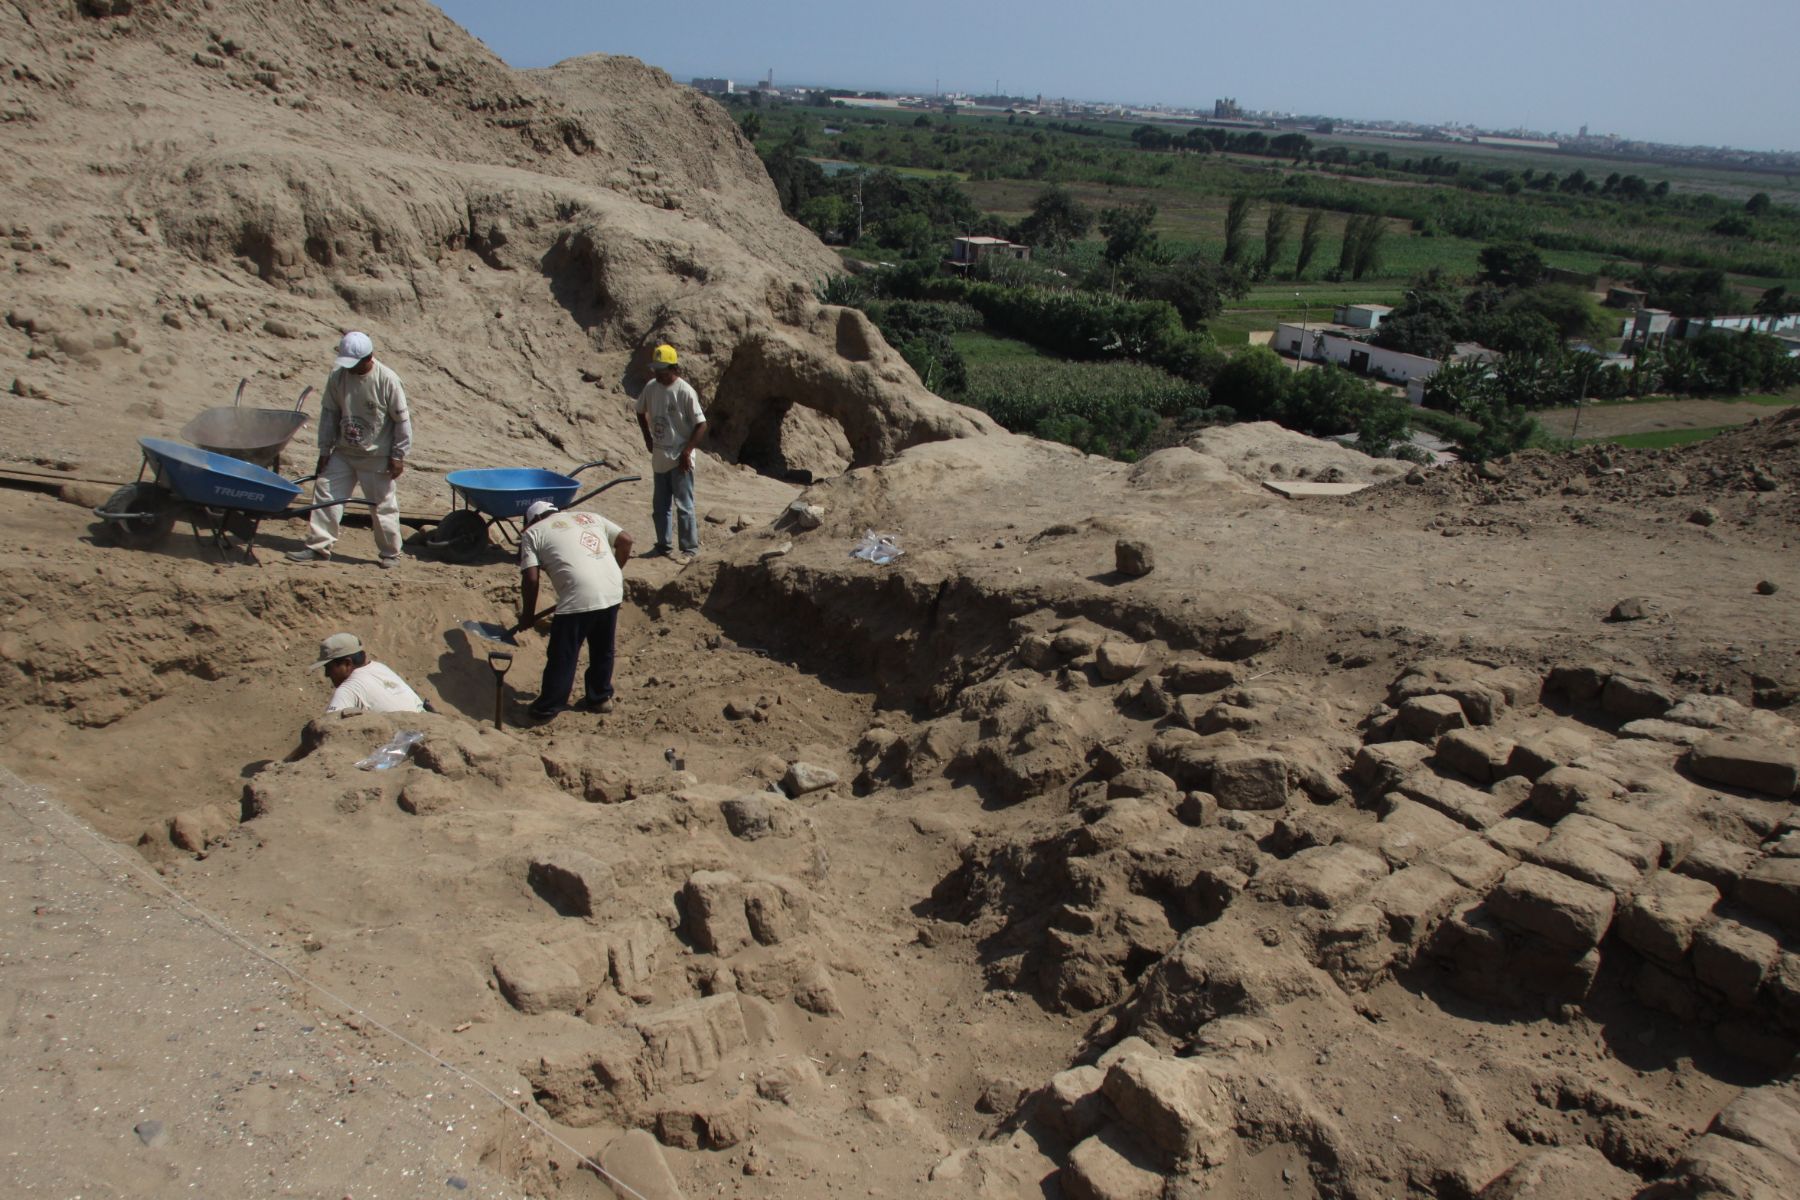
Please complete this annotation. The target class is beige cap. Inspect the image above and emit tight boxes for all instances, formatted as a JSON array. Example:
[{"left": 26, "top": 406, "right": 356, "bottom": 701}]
[{"left": 310, "top": 632, "right": 363, "bottom": 670}]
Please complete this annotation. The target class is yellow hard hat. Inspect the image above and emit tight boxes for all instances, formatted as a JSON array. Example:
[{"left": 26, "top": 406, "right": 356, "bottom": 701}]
[{"left": 652, "top": 343, "right": 679, "bottom": 367}]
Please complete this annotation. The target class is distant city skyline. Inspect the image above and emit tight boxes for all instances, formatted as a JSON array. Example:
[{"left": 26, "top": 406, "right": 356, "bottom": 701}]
[{"left": 432, "top": 1, "right": 1798, "bottom": 154}]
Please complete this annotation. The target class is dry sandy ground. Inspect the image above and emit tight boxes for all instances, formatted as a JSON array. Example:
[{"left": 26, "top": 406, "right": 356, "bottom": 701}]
[{"left": 1, "top": 3, "right": 1798, "bottom": 1198}]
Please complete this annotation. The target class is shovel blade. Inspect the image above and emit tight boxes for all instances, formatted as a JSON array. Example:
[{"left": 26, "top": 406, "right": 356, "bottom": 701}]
[{"left": 461, "top": 619, "right": 519, "bottom": 647}]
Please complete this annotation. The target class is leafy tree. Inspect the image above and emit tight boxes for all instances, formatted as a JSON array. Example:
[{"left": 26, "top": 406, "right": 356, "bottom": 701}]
[
  {"left": 1476, "top": 242, "right": 1547, "bottom": 290},
  {"left": 737, "top": 111, "right": 763, "bottom": 141},
  {"left": 1099, "top": 201, "right": 1158, "bottom": 267},
  {"left": 1746, "top": 192, "right": 1772, "bottom": 217},
  {"left": 798, "top": 194, "right": 851, "bottom": 243},
  {"left": 1374, "top": 275, "right": 1464, "bottom": 358},
  {"left": 1209, "top": 346, "right": 1290, "bottom": 420},
  {"left": 1335, "top": 213, "right": 1365, "bottom": 276},
  {"left": 1754, "top": 285, "right": 1793, "bottom": 327},
  {"left": 1131, "top": 256, "right": 1248, "bottom": 329},
  {"left": 1355, "top": 396, "right": 1413, "bottom": 458},
  {"left": 1501, "top": 284, "right": 1608, "bottom": 343},
  {"left": 1350, "top": 215, "right": 1385, "bottom": 280},
  {"left": 1222, "top": 195, "right": 1253, "bottom": 266},
  {"left": 1018, "top": 186, "right": 1093, "bottom": 252},
  {"left": 1260, "top": 204, "right": 1291, "bottom": 278},
  {"left": 1294, "top": 209, "right": 1324, "bottom": 280}
]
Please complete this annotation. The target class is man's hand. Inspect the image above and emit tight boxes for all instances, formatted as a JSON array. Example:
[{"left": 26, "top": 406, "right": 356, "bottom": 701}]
[
  {"left": 677, "top": 448, "right": 693, "bottom": 473},
  {"left": 387, "top": 456, "right": 406, "bottom": 480},
  {"left": 315, "top": 455, "right": 330, "bottom": 477}
]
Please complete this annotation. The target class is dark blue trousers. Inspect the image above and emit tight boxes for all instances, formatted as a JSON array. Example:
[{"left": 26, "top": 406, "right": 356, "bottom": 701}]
[{"left": 530, "top": 604, "right": 618, "bottom": 716}]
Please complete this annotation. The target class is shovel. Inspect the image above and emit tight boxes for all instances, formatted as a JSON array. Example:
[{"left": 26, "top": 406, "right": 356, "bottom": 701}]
[{"left": 461, "top": 606, "right": 556, "bottom": 648}]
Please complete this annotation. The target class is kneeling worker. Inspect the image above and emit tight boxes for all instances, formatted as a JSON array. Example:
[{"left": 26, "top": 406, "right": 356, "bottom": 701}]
[
  {"left": 311, "top": 632, "right": 426, "bottom": 714},
  {"left": 518, "top": 499, "right": 633, "bottom": 720}
]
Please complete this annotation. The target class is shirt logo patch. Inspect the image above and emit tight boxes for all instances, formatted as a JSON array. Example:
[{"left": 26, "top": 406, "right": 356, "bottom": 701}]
[{"left": 579, "top": 531, "right": 603, "bottom": 556}]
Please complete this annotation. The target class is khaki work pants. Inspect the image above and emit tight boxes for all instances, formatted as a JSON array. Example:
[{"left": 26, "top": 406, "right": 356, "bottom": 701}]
[{"left": 305, "top": 453, "right": 403, "bottom": 559}]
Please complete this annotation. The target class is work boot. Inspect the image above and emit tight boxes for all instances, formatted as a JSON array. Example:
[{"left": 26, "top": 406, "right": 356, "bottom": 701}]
[
  {"left": 286, "top": 548, "right": 330, "bottom": 563},
  {"left": 378, "top": 555, "right": 400, "bottom": 570}
]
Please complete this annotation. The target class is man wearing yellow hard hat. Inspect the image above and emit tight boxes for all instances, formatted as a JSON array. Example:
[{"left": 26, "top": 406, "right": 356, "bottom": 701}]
[{"left": 634, "top": 343, "right": 708, "bottom": 561}]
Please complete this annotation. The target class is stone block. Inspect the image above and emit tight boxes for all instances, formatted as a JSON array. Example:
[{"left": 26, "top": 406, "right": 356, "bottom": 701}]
[
  {"left": 1692, "top": 917, "right": 1782, "bottom": 1007},
  {"left": 1063, "top": 1126, "right": 1165, "bottom": 1200},
  {"left": 1162, "top": 659, "right": 1237, "bottom": 695},
  {"left": 743, "top": 877, "right": 811, "bottom": 945},
  {"left": 1096, "top": 641, "right": 1148, "bottom": 682},
  {"left": 1484, "top": 817, "right": 1551, "bottom": 861},
  {"left": 1648, "top": 1133, "right": 1797, "bottom": 1198},
  {"left": 1710, "top": 1085, "right": 1800, "bottom": 1170},
  {"left": 1107, "top": 768, "right": 1179, "bottom": 800},
  {"left": 1351, "top": 740, "right": 1434, "bottom": 794},
  {"left": 1602, "top": 674, "right": 1675, "bottom": 720},
  {"left": 1617, "top": 873, "right": 1720, "bottom": 967},
  {"left": 528, "top": 850, "right": 615, "bottom": 918},
  {"left": 1527, "top": 813, "right": 1660, "bottom": 896},
  {"left": 629, "top": 994, "right": 748, "bottom": 1091},
  {"left": 1488, "top": 863, "right": 1616, "bottom": 950},
  {"left": 1573, "top": 793, "right": 1693, "bottom": 867},
  {"left": 1736, "top": 856, "right": 1800, "bottom": 933},
  {"left": 1475, "top": 1145, "right": 1643, "bottom": 1199},
  {"left": 1430, "top": 835, "right": 1517, "bottom": 891},
  {"left": 1679, "top": 838, "right": 1759, "bottom": 893},
  {"left": 1040, "top": 1065, "right": 1107, "bottom": 1145},
  {"left": 1688, "top": 736, "right": 1800, "bottom": 798},
  {"left": 1370, "top": 864, "right": 1466, "bottom": 944},
  {"left": 1436, "top": 728, "right": 1515, "bottom": 784},
  {"left": 1544, "top": 663, "right": 1609, "bottom": 705},
  {"left": 1252, "top": 843, "right": 1389, "bottom": 909},
  {"left": 1316, "top": 902, "right": 1398, "bottom": 989},
  {"left": 1398, "top": 694, "right": 1466, "bottom": 741},
  {"left": 1505, "top": 727, "right": 1597, "bottom": 781},
  {"left": 781, "top": 760, "right": 840, "bottom": 797},
  {"left": 493, "top": 943, "right": 583, "bottom": 1015},
  {"left": 1619, "top": 718, "right": 1711, "bottom": 748},
  {"left": 1528, "top": 766, "right": 1623, "bottom": 822},
  {"left": 1099, "top": 1054, "right": 1232, "bottom": 1168},
  {"left": 604, "top": 918, "right": 669, "bottom": 997},
  {"left": 682, "top": 870, "right": 751, "bottom": 954},
  {"left": 1351, "top": 797, "right": 1467, "bottom": 867},
  {"left": 1210, "top": 753, "right": 1289, "bottom": 811},
  {"left": 720, "top": 793, "right": 800, "bottom": 840},
  {"left": 1396, "top": 770, "right": 1503, "bottom": 830}
]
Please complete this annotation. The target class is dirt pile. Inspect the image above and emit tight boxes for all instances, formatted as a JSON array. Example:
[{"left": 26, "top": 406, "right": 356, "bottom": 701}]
[{"left": 0, "top": 0, "right": 989, "bottom": 485}]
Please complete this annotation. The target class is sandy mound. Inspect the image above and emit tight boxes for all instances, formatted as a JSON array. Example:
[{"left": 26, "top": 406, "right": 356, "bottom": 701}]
[{"left": 1187, "top": 420, "right": 1407, "bottom": 484}]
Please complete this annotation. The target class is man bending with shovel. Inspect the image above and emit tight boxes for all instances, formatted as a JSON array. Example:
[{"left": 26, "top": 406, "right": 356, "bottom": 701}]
[{"left": 517, "top": 499, "right": 632, "bottom": 721}]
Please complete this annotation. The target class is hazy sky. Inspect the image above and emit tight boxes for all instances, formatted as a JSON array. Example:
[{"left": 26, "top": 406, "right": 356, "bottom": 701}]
[{"left": 432, "top": 1, "right": 1798, "bottom": 152}]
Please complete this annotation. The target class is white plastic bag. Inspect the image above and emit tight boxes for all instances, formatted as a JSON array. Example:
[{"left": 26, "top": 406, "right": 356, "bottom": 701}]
[
  {"left": 849, "top": 529, "right": 903, "bottom": 566},
  {"left": 356, "top": 730, "right": 425, "bottom": 771}
]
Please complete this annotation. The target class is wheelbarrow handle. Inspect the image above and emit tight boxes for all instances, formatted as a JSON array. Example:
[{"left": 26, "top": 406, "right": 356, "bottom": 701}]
[
  {"left": 288, "top": 497, "right": 376, "bottom": 517},
  {"left": 567, "top": 459, "right": 611, "bottom": 478},
  {"left": 294, "top": 385, "right": 313, "bottom": 413},
  {"left": 566, "top": 474, "right": 642, "bottom": 510},
  {"left": 233, "top": 378, "right": 247, "bottom": 408}
]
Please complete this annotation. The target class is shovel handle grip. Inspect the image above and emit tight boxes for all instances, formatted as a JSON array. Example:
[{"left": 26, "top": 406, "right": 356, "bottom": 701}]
[{"left": 512, "top": 605, "right": 558, "bottom": 634}]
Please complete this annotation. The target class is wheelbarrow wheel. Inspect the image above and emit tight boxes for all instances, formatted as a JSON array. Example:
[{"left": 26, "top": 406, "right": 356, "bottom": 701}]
[
  {"left": 427, "top": 510, "right": 489, "bottom": 562},
  {"left": 99, "top": 483, "right": 176, "bottom": 549}
]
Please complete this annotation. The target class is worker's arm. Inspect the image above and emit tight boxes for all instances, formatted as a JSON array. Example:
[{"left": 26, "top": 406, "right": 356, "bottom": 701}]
[
  {"left": 613, "top": 530, "right": 633, "bottom": 569},
  {"left": 637, "top": 411, "right": 653, "bottom": 453},
  {"left": 315, "top": 373, "right": 341, "bottom": 476},
  {"left": 519, "top": 565, "right": 541, "bottom": 627},
  {"left": 677, "top": 420, "right": 708, "bottom": 473},
  {"left": 386, "top": 373, "right": 411, "bottom": 480}
]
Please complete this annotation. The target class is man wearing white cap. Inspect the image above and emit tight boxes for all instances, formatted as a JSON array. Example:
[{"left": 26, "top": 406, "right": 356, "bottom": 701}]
[
  {"left": 288, "top": 331, "right": 413, "bottom": 568},
  {"left": 517, "top": 499, "right": 633, "bottom": 720},
  {"left": 310, "top": 632, "right": 426, "bottom": 715}
]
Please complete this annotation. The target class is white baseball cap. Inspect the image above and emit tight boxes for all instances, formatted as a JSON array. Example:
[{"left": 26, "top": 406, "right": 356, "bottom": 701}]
[
  {"left": 334, "top": 331, "right": 374, "bottom": 369},
  {"left": 524, "top": 500, "right": 558, "bottom": 523}
]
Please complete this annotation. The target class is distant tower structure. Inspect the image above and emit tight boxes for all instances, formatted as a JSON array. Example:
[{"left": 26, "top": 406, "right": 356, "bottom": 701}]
[
  {"left": 757, "top": 68, "right": 775, "bottom": 94},
  {"left": 1579, "top": 123, "right": 1589, "bottom": 138},
  {"left": 1214, "top": 97, "right": 1241, "bottom": 119}
]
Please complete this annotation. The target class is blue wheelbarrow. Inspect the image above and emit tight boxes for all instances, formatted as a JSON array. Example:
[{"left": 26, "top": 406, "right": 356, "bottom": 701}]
[
  {"left": 94, "top": 437, "right": 371, "bottom": 563},
  {"left": 424, "top": 459, "right": 639, "bottom": 562}
]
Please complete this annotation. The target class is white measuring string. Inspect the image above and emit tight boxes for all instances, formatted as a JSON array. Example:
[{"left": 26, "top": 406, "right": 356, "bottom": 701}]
[{"left": 0, "top": 767, "right": 653, "bottom": 1200}]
